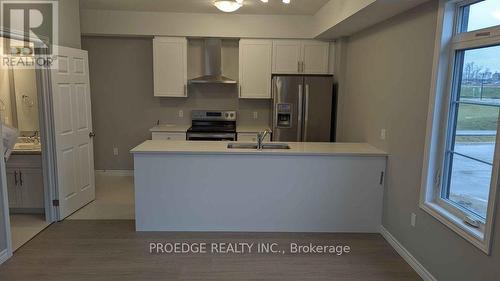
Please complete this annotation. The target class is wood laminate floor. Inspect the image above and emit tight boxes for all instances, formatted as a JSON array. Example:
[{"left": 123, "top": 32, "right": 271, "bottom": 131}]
[{"left": 0, "top": 220, "right": 422, "bottom": 281}]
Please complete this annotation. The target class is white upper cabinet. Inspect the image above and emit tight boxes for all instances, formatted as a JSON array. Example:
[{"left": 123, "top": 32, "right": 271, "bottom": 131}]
[
  {"left": 239, "top": 39, "right": 273, "bottom": 99},
  {"left": 272, "top": 40, "right": 302, "bottom": 74},
  {"left": 272, "top": 40, "right": 330, "bottom": 74},
  {"left": 153, "top": 37, "right": 188, "bottom": 97},
  {"left": 302, "top": 41, "right": 330, "bottom": 74}
]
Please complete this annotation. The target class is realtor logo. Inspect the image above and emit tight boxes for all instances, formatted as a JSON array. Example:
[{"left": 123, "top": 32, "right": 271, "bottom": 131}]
[{"left": 1, "top": 0, "right": 58, "bottom": 68}]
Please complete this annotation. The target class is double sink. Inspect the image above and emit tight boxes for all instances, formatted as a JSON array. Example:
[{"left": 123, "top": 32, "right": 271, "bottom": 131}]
[{"left": 227, "top": 143, "right": 290, "bottom": 150}]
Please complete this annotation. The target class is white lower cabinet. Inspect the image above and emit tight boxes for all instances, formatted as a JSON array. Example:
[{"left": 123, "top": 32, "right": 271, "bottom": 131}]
[
  {"left": 6, "top": 155, "right": 44, "bottom": 212},
  {"left": 152, "top": 132, "right": 186, "bottom": 141},
  {"left": 238, "top": 133, "right": 271, "bottom": 142}
]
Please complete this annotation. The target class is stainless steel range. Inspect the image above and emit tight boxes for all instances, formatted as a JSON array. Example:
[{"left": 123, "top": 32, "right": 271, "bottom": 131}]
[{"left": 187, "top": 110, "right": 237, "bottom": 141}]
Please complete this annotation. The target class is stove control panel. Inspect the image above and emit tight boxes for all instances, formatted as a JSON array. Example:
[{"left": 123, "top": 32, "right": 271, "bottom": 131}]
[{"left": 192, "top": 110, "right": 237, "bottom": 121}]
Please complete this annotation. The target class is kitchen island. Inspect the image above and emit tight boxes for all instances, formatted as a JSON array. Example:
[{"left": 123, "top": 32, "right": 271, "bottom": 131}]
[{"left": 131, "top": 141, "right": 387, "bottom": 232}]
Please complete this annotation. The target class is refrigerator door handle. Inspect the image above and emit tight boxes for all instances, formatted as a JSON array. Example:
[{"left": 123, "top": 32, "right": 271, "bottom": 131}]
[
  {"left": 297, "top": 84, "right": 303, "bottom": 142},
  {"left": 304, "top": 84, "right": 310, "bottom": 141},
  {"left": 272, "top": 78, "right": 278, "bottom": 137}
]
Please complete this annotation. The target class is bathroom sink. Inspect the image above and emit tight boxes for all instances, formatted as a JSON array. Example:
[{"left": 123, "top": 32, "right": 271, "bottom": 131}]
[{"left": 227, "top": 143, "right": 290, "bottom": 150}]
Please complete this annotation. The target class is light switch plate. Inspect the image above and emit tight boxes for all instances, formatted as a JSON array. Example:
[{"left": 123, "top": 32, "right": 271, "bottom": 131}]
[
  {"left": 253, "top": 112, "right": 258, "bottom": 119},
  {"left": 179, "top": 110, "right": 184, "bottom": 118},
  {"left": 411, "top": 213, "right": 417, "bottom": 227},
  {"left": 380, "top": 129, "right": 387, "bottom": 140},
  {"left": 113, "top": 147, "right": 119, "bottom": 156}
]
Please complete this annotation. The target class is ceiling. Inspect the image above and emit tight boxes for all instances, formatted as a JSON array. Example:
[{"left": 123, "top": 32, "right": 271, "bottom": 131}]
[{"left": 79, "top": 0, "right": 330, "bottom": 15}]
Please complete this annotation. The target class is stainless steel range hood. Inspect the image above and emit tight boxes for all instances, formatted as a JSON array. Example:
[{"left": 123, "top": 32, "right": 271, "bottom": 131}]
[{"left": 189, "top": 38, "right": 237, "bottom": 84}]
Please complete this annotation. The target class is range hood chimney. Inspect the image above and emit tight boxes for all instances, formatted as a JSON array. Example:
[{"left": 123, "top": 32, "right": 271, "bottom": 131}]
[{"left": 189, "top": 38, "right": 237, "bottom": 84}]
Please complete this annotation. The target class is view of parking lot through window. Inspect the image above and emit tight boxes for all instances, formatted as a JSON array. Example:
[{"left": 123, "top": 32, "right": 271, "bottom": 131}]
[{"left": 447, "top": 45, "right": 500, "bottom": 218}]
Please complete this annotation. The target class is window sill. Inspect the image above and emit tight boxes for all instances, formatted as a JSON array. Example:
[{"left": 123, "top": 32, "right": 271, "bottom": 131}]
[{"left": 420, "top": 201, "right": 490, "bottom": 254}]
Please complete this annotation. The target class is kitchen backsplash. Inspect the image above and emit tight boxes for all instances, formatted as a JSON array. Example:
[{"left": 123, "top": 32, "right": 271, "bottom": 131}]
[{"left": 157, "top": 83, "right": 271, "bottom": 127}]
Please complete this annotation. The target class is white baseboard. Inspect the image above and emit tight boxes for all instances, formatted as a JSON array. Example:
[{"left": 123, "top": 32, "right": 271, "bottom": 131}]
[
  {"left": 95, "top": 170, "right": 133, "bottom": 176},
  {"left": 0, "top": 249, "right": 12, "bottom": 265},
  {"left": 380, "top": 226, "right": 437, "bottom": 281}
]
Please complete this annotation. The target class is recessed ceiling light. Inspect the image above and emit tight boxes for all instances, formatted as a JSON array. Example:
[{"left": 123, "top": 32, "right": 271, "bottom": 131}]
[
  {"left": 214, "top": 0, "right": 242, "bottom": 13},
  {"left": 283, "top": 0, "right": 290, "bottom": 4}
]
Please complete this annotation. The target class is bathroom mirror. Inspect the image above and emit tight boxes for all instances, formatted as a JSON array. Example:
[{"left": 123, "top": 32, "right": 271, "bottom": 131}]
[{"left": 0, "top": 67, "right": 39, "bottom": 134}]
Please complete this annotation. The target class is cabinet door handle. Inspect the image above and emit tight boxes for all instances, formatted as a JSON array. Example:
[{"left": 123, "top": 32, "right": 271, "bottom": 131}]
[
  {"left": 19, "top": 171, "right": 23, "bottom": 186},
  {"left": 184, "top": 84, "right": 187, "bottom": 96},
  {"left": 297, "top": 61, "right": 301, "bottom": 73},
  {"left": 14, "top": 171, "right": 18, "bottom": 186},
  {"left": 301, "top": 62, "right": 305, "bottom": 73}
]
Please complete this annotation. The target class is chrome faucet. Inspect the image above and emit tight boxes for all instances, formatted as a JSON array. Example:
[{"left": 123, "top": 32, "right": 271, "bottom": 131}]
[{"left": 257, "top": 130, "right": 270, "bottom": 150}]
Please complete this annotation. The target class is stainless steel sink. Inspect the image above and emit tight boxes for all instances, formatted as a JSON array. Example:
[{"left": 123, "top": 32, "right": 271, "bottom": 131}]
[{"left": 227, "top": 143, "right": 291, "bottom": 150}]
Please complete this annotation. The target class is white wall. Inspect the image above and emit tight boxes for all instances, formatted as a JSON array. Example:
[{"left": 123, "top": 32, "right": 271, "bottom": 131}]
[
  {"left": 58, "top": 0, "right": 81, "bottom": 48},
  {"left": 80, "top": 9, "right": 314, "bottom": 39},
  {"left": 313, "top": 0, "right": 376, "bottom": 36},
  {"left": 339, "top": 1, "right": 500, "bottom": 280}
]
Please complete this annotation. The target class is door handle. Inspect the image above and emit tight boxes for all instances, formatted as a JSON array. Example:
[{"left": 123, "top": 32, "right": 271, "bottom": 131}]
[
  {"left": 14, "top": 171, "right": 17, "bottom": 186},
  {"left": 19, "top": 171, "right": 23, "bottom": 186},
  {"left": 89, "top": 132, "right": 96, "bottom": 138},
  {"left": 304, "top": 84, "right": 310, "bottom": 141},
  {"left": 297, "top": 84, "right": 303, "bottom": 142}
]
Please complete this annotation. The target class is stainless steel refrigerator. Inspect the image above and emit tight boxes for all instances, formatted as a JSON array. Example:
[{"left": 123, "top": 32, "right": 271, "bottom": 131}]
[{"left": 272, "top": 75, "right": 334, "bottom": 142}]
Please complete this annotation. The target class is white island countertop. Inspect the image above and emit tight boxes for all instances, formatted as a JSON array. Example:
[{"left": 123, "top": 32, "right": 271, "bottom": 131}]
[{"left": 131, "top": 140, "right": 387, "bottom": 156}]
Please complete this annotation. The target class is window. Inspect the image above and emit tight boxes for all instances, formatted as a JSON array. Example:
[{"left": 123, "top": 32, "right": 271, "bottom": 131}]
[
  {"left": 444, "top": 45, "right": 500, "bottom": 220},
  {"left": 421, "top": 0, "right": 500, "bottom": 254},
  {"left": 459, "top": 0, "right": 500, "bottom": 32}
]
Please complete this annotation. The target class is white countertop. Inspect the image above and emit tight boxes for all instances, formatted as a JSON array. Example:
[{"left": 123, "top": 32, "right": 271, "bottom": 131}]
[
  {"left": 150, "top": 124, "right": 191, "bottom": 133},
  {"left": 131, "top": 140, "right": 387, "bottom": 156}
]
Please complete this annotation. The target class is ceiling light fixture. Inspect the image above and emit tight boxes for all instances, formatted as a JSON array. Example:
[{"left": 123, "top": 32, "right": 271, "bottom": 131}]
[
  {"left": 214, "top": 0, "right": 242, "bottom": 13},
  {"left": 214, "top": 0, "right": 292, "bottom": 13}
]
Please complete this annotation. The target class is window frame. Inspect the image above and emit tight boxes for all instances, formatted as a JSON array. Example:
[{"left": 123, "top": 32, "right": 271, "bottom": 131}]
[{"left": 420, "top": 0, "right": 500, "bottom": 255}]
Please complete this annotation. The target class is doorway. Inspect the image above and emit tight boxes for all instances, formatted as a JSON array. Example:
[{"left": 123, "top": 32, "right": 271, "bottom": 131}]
[{"left": 0, "top": 38, "right": 51, "bottom": 251}]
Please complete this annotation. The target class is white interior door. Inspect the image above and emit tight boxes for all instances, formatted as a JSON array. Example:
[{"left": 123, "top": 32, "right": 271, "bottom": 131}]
[{"left": 51, "top": 47, "right": 95, "bottom": 220}]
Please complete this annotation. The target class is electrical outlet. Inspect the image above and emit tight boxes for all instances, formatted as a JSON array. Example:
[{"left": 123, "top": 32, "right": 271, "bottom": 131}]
[
  {"left": 380, "top": 129, "right": 387, "bottom": 140},
  {"left": 113, "top": 147, "right": 119, "bottom": 156},
  {"left": 253, "top": 111, "right": 258, "bottom": 119},
  {"left": 179, "top": 110, "right": 184, "bottom": 118},
  {"left": 411, "top": 213, "right": 417, "bottom": 227}
]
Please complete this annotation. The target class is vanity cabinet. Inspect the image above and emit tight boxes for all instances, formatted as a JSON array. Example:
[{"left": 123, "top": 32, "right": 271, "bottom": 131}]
[
  {"left": 153, "top": 37, "right": 188, "bottom": 97},
  {"left": 272, "top": 40, "right": 330, "bottom": 74},
  {"left": 238, "top": 39, "right": 273, "bottom": 99},
  {"left": 6, "top": 155, "right": 44, "bottom": 212}
]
